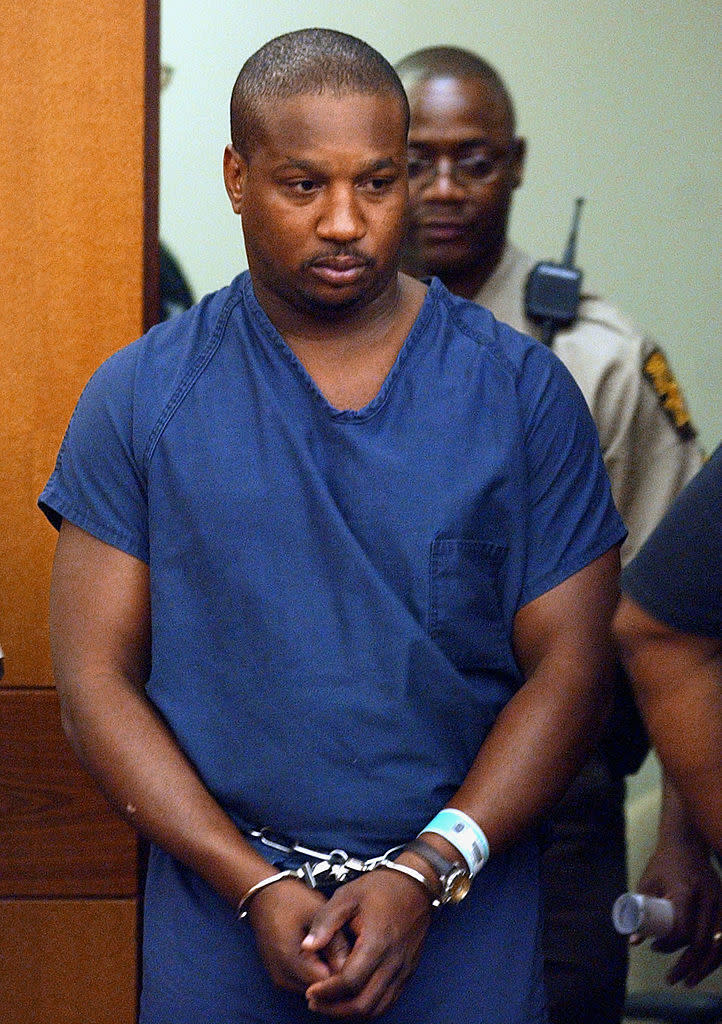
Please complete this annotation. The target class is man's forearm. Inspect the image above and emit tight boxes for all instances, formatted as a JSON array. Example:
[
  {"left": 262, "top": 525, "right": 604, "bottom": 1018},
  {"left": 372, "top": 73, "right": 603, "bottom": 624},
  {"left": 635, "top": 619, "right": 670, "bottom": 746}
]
[
  {"left": 57, "top": 667, "right": 276, "bottom": 908},
  {"left": 49, "top": 521, "right": 275, "bottom": 911},
  {"left": 615, "top": 597, "right": 722, "bottom": 852},
  {"left": 442, "top": 549, "right": 620, "bottom": 854},
  {"left": 635, "top": 676, "right": 722, "bottom": 852},
  {"left": 446, "top": 649, "right": 613, "bottom": 854}
]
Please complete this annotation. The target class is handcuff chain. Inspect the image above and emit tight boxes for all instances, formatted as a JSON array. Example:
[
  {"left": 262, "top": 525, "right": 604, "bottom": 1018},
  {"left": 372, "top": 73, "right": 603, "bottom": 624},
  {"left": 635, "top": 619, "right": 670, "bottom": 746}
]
[{"left": 248, "top": 826, "right": 403, "bottom": 887}]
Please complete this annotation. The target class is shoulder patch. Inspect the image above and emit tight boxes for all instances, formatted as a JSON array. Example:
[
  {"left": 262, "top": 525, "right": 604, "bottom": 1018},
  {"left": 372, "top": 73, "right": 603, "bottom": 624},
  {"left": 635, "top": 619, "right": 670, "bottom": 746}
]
[{"left": 642, "top": 347, "right": 697, "bottom": 440}]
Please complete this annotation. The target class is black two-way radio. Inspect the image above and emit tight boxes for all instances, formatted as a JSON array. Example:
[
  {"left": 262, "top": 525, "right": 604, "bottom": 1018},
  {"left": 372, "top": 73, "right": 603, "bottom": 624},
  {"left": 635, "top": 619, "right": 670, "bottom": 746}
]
[{"left": 525, "top": 197, "right": 585, "bottom": 346}]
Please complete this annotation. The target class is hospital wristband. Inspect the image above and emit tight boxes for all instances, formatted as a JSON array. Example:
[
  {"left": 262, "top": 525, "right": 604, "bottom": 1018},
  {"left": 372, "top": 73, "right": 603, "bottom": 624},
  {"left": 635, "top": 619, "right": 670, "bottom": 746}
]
[{"left": 420, "top": 808, "right": 489, "bottom": 877}]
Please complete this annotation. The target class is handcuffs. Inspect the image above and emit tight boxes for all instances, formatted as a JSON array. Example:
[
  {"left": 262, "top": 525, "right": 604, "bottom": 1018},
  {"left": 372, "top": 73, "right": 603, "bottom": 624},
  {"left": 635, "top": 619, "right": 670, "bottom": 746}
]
[{"left": 236, "top": 826, "right": 433, "bottom": 918}]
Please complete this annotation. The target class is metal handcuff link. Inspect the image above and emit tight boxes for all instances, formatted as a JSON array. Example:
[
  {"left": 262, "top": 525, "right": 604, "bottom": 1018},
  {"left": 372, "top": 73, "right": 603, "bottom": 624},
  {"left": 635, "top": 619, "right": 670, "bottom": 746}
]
[{"left": 237, "top": 826, "right": 429, "bottom": 919}]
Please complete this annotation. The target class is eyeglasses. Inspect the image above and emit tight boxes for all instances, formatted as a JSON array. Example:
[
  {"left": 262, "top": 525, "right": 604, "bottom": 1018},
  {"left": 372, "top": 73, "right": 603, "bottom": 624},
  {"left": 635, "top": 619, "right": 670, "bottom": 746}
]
[{"left": 407, "top": 142, "right": 517, "bottom": 189}]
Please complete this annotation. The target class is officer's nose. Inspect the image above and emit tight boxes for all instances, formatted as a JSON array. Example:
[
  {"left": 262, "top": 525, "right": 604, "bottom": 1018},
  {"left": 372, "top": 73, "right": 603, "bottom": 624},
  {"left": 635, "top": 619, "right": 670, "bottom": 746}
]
[{"left": 419, "top": 157, "right": 466, "bottom": 201}]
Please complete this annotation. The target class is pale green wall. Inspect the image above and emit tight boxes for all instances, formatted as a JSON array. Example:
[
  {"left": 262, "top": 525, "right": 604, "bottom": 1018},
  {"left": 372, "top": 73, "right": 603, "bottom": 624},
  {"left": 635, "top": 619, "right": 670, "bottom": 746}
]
[{"left": 160, "top": 1, "right": 721, "bottom": 449}]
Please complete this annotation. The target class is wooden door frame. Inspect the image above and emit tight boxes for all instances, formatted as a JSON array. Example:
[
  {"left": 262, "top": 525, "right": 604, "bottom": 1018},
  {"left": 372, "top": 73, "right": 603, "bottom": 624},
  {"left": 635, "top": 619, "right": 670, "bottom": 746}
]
[{"left": 144, "top": 0, "right": 161, "bottom": 331}]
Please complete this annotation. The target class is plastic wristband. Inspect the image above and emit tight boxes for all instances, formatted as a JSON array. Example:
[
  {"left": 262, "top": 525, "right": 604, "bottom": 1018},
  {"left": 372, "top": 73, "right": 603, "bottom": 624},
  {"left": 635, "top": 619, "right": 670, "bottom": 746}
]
[{"left": 421, "top": 808, "right": 489, "bottom": 877}]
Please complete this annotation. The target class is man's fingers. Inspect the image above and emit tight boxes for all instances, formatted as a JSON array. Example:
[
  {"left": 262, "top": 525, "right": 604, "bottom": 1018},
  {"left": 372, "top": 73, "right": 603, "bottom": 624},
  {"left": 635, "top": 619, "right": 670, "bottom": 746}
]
[
  {"left": 691, "top": 889, "right": 719, "bottom": 950},
  {"left": 305, "top": 933, "right": 387, "bottom": 1003},
  {"left": 306, "top": 953, "right": 400, "bottom": 1017},
  {"left": 665, "top": 921, "right": 722, "bottom": 986},
  {"left": 248, "top": 883, "right": 340, "bottom": 991},
  {"left": 259, "top": 940, "right": 332, "bottom": 991},
  {"left": 302, "top": 890, "right": 358, "bottom": 951},
  {"left": 323, "top": 928, "right": 352, "bottom": 973}
]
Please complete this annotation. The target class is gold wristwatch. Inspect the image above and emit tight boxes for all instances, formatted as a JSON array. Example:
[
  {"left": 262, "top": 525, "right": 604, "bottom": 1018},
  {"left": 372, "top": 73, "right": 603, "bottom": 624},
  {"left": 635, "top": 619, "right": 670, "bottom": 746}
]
[{"left": 406, "top": 837, "right": 471, "bottom": 905}]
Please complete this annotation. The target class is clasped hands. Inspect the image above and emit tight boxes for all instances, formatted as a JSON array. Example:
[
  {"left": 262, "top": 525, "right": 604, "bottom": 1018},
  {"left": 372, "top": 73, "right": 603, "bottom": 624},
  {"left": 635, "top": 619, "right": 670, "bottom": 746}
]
[{"left": 248, "top": 866, "right": 433, "bottom": 1018}]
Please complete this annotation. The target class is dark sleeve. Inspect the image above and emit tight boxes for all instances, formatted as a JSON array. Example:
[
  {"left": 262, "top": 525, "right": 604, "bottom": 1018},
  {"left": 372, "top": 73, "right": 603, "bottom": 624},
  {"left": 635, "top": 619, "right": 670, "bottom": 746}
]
[
  {"left": 160, "top": 243, "right": 194, "bottom": 321},
  {"left": 621, "top": 443, "right": 722, "bottom": 638}
]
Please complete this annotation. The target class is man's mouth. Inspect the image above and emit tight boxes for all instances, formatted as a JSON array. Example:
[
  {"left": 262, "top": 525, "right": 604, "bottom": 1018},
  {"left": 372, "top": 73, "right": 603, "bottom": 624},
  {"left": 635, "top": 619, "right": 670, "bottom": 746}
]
[
  {"left": 416, "top": 220, "right": 469, "bottom": 242},
  {"left": 307, "top": 254, "right": 373, "bottom": 286}
]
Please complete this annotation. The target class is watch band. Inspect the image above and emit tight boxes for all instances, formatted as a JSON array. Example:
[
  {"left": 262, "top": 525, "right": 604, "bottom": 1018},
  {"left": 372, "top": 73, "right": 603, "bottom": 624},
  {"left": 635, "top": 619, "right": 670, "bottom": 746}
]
[
  {"left": 405, "top": 838, "right": 471, "bottom": 906},
  {"left": 405, "top": 837, "right": 461, "bottom": 886}
]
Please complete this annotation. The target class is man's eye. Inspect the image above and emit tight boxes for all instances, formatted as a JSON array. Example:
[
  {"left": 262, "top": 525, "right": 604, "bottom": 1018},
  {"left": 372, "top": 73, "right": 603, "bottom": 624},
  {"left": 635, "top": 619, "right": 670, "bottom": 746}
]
[
  {"left": 407, "top": 158, "right": 431, "bottom": 179},
  {"left": 290, "top": 179, "right": 318, "bottom": 194},
  {"left": 459, "top": 156, "right": 495, "bottom": 178},
  {"left": 366, "top": 177, "right": 393, "bottom": 192}
]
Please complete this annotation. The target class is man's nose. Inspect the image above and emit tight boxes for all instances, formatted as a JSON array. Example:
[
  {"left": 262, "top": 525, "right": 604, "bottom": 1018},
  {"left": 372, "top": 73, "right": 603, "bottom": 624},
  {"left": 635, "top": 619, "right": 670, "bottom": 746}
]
[
  {"left": 420, "top": 157, "right": 466, "bottom": 201},
  {"left": 317, "top": 185, "right": 365, "bottom": 241}
]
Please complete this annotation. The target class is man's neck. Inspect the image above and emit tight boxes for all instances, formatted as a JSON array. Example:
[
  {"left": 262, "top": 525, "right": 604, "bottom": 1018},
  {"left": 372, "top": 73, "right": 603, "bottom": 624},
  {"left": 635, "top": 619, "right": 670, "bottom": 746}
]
[
  {"left": 255, "top": 272, "right": 394, "bottom": 346},
  {"left": 434, "top": 257, "right": 496, "bottom": 300},
  {"left": 404, "top": 239, "right": 504, "bottom": 301},
  {"left": 253, "top": 273, "right": 427, "bottom": 411}
]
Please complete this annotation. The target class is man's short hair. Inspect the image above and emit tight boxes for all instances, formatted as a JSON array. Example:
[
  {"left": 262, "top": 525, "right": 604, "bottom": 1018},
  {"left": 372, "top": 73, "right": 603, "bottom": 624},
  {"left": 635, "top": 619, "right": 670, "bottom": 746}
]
[
  {"left": 395, "top": 45, "right": 516, "bottom": 135},
  {"left": 230, "top": 28, "right": 410, "bottom": 158}
]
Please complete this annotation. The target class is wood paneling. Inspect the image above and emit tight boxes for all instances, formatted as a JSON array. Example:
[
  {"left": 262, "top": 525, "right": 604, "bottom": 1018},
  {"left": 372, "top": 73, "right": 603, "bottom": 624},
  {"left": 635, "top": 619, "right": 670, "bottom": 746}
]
[
  {"left": 0, "top": 3, "right": 153, "bottom": 689},
  {"left": 0, "top": 899, "right": 137, "bottom": 1024},
  {"left": 0, "top": 690, "right": 138, "bottom": 897},
  {"left": 1, "top": 0, "right": 158, "bottom": 1016}
]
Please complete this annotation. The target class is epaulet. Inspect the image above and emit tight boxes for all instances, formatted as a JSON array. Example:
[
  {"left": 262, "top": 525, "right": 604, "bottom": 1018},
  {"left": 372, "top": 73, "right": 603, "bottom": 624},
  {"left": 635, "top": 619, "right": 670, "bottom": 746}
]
[{"left": 642, "top": 346, "right": 697, "bottom": 440}]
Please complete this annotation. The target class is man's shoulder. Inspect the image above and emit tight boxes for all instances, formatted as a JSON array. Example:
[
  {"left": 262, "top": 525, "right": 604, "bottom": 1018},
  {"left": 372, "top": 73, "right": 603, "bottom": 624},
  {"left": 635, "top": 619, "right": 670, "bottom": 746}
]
[
  {"left": 94, "top": 274, "right": 247, "bottom": 406},
  {"left": 428, "top": 280, "right": 588, "bottom": 440},
  {"left": 137, "top": 273, "right": 246, "bottom": 374},
  {"left": 550, "top": 293, "right": 655, "bottom": 401},
  {"left": 430, "top": 276, "right": 555, "bottom": 376},
  {"left": 480, "top": 243, "right": 647, "bottom": 367},
  {"left": 69, "top": 274, "right": 249, "bottom": 469},
  {"left": 554, "top": 293, "right": 702, "bottom": 461}
]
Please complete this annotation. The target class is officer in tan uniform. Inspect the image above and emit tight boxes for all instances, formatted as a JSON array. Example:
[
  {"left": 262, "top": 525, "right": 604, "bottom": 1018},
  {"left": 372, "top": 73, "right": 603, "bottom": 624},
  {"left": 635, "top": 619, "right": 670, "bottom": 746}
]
[
  {"left": 397, "top": 45, "right": 718, "bottom": 1024},
  {"left": 477, "top": 243, "right": 700, "bottom": 565}
]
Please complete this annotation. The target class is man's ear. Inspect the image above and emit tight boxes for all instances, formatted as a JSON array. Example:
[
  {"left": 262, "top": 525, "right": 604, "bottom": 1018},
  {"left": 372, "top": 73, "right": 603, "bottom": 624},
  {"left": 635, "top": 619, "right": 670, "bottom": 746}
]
[
  {"left": 511, "top": 137, "right": 527, "bottom": 190},
  {"left": 223, "top": 145, "right": 247, "bottom": 214}
]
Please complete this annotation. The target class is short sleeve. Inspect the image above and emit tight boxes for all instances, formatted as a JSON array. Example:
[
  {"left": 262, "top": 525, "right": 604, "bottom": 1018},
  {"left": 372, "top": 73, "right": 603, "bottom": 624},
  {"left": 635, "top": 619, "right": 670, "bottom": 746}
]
[
  {"left": 38, "top": 343, "right": 150, "bottom": 563},
  {"left": 516, "top": 343, "right": 627, "bottom": 607},
  {"left": 621, "top": 444, "right": 722, "bottom": 637}
]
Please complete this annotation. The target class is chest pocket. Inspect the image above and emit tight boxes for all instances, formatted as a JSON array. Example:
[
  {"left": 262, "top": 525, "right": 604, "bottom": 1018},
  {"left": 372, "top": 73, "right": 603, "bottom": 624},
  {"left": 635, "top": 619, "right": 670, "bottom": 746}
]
[{"left": 429, "top": 538, "right": 509, "bottom": 673}]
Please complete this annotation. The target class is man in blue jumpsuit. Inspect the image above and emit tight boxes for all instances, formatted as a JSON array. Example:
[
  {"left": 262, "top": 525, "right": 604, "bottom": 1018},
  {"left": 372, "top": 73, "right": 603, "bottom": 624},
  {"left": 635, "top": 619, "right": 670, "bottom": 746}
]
[{"left": 40, "top": 29, "right": 625, "bottom": 1023}]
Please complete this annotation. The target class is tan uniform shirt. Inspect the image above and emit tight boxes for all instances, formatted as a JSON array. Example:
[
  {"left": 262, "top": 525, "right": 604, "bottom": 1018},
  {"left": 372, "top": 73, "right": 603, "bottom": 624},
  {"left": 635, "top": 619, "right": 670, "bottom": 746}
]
[{"left": 476, "top": 244, "right": 704, "bottom": 565}]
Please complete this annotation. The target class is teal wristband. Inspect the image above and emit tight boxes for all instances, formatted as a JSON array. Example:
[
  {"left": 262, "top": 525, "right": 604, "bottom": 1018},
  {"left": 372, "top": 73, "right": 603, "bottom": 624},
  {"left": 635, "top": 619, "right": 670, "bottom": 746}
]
[{"left": 421, "top": 808, "right": 489, "bottom": 877}]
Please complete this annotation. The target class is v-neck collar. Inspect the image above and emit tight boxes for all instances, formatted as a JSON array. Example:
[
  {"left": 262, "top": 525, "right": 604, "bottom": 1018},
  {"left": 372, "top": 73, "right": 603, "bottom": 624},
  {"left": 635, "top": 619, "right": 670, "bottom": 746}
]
[{"left": 240, "top": 273, "right": 440, "bottom": 422}]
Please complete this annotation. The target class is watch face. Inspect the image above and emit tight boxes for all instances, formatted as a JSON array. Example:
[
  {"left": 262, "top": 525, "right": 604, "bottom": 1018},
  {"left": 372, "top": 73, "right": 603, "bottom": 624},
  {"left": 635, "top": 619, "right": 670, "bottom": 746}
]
[{"left": 445, "top": 867, "right": 471, "bottom": 904}]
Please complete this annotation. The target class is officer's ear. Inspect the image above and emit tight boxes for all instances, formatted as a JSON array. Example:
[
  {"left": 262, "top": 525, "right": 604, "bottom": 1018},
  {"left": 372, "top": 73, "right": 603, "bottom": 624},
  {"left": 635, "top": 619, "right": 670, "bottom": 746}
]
[
  {"left": 510, "top": 137, "right": 527, "bottom": 190},
  {"left": 223, "top": 145, "right": 248, "bottom": 214}
]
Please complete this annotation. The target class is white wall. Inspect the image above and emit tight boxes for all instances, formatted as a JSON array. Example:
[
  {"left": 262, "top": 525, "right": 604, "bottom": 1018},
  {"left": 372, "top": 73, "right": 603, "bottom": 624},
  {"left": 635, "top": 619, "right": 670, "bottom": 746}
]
[{"left": 160, "top": 1, "right": 721, "bottom": 450}]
